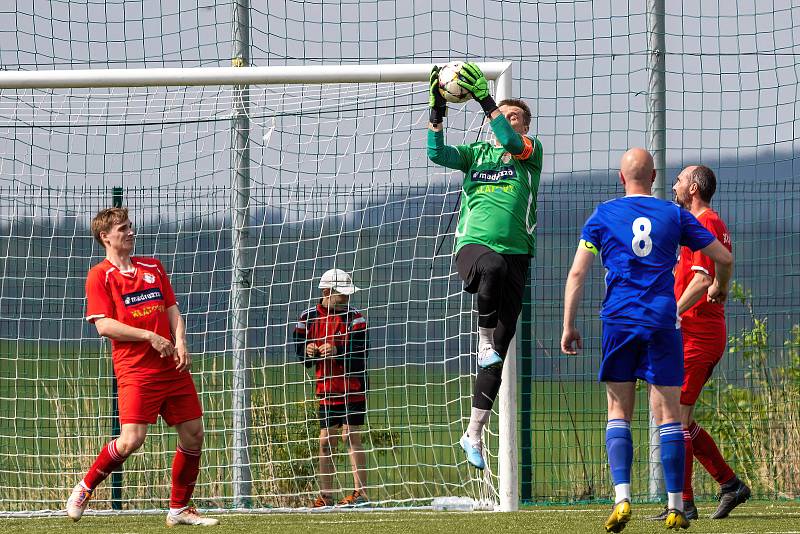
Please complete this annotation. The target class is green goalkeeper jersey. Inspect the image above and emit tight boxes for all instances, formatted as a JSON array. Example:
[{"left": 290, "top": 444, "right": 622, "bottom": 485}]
[{"left": 428, "top": 115, "right": 543, "bottom": 256}]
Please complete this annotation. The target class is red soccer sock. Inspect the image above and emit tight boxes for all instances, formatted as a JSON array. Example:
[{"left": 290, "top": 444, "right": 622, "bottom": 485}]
[
  {"left": 682, "top": 428, "right": 694, "bottom": 501},
  {"left": 170, "top": 445, "right": 202, "bottom": 509},
  {"left": 689, "top": 421, "right": 735, "bottom": 485},
  {"left": 82, "top": 439, "right": 127, "bottom": 490}
]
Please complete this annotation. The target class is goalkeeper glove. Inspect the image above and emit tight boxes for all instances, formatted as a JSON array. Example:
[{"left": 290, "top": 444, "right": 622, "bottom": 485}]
[
  {"left": 429, "top": 65, "right": 447, "bottom": 125},
  {"left": 457, "top": 62, "right": 498, "bottom": 118}
]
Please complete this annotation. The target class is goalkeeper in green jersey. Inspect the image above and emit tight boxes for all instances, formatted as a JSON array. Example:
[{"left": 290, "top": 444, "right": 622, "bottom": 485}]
[{"left": 427, "top": 63, "right": 543, "bottom": 470}]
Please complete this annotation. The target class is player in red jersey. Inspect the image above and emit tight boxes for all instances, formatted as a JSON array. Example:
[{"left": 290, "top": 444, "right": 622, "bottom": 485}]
[
  {"left": 293, "top": 269, "right": 369, "bottom": 508},
  {"left": 66, "top": 208, "right": 218, "bottom": 526},
  {"left": 669, "top": 165, "right": 750, "bottom": 519}
]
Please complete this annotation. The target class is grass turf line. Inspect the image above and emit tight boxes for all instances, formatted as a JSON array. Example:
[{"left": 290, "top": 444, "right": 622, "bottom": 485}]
[{"left": 0, "top": 502, "right": 799, "bottom": 534}]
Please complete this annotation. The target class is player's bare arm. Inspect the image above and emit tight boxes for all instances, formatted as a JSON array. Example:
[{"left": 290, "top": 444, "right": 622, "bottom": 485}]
[
  {"left": 167, "top": 304, "right": 190, "bottom": 372},
  {"left": 94, "top": 317, "right": 175, "bottom": 357},
  {"left": 700, "top": 239, "right": 733, "bottom": 303},
  {"left": 677, "top": 271, "right": 713, "bottom": 315},
  {"left": 561, "top": 246, "right": 596, "bottom": 355}
]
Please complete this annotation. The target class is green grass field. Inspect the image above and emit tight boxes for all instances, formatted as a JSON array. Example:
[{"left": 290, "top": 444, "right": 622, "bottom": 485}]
[
  {"left": 0, "top": 342, "right": 656, "bottom": 510},
  {"left": 0, "top": 502, "right": 798, "bottom": 534},
  {"left": 0, "top": 342, "right": 751, "bottom": 510}
]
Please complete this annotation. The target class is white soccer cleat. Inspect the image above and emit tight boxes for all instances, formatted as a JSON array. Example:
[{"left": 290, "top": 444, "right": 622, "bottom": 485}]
[
  {"left": 166, "top": 507, "right": 220, "bottom": 527},
  {"left": 66, "top": 483, "right": 93, "bottom": 522},
  {"left": 477, "top": 344, "right": 503, "bottom": 369}
]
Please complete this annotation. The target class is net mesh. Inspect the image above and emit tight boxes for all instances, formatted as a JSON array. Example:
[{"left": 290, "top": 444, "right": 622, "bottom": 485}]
[
  {"left": 0, "top": 82, "right": 502, "bottom": 511},
  {"left": 1, "top": 0, "right": 799, "bottom": 510}
]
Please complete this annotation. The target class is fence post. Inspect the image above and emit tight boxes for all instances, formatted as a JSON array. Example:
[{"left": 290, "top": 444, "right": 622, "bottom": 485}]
[
  {"left": 110, "top": 186, "right": 123, "bottom": 510},
  {"left": 647, "top": 0, "right": 667, "bottom": 501},
  {"left": 230, "top": 0, "right": 253, "bottom": 508}
]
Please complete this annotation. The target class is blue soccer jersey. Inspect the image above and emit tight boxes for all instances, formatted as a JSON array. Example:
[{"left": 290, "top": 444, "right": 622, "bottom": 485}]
[{"left": 580, "top": 195, "right": 715, "bottom": 329}]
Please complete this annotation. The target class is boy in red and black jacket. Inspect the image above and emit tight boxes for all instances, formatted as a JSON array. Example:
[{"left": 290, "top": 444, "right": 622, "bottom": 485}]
[{"left": 293, "top": 269, "right": 368, "bottom": 508}]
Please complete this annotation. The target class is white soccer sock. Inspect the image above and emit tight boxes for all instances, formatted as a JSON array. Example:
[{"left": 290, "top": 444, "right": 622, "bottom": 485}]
[
  {"left": 478, "top": 327, "right": 494, "bottom": 348},
  {"left": 169, "top": 506, "right": 189, "bottom": 515},
  {"left": 78, "top": 479, "right": 91, "bottom": 491},
  {"left": 667, "top": 492, "right": 683, "bottom": 511},
  {"left": 614, "top": 483, "right": 630, "bottom": 504},
  {"left": 466, "top": 408, "right": 491, "bottom": 441}
]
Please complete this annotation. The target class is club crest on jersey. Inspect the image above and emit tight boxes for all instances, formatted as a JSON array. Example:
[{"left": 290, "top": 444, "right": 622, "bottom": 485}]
[
  {"left": 123, "top": 288, "right": 164, "bottom": 307},
  {"left": 471, "top": 166, "right": 516, "bottom": 183},
  {"left": 501, "top": 152, "right": 512, "bottom": 164},
  {"left": 143, "top": 272, "right": 156, "bottom": 284}
]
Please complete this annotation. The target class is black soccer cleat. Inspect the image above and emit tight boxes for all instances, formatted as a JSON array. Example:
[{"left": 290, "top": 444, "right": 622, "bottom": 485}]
[
  {"left": 683, "top": 500, "right": 698, "bottom": 520},
  {"left": 647, "top": 506, "right": 669, "bottom": 521},
  {"left": 647, "top": 500, "right": 697, "bottom": 521},
  {"left": 711, "top": 479, "right": 751, "bottom": 519}
]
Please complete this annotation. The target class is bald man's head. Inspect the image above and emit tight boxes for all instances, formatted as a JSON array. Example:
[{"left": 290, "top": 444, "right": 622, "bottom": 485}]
[{"left": 619, "top": 148, "right": 655, "bottom": 186}]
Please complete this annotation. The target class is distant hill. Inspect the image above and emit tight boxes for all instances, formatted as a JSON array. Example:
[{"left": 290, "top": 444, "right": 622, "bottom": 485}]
[{"left": 0, "top": 165, "right": 797, "bottom": 382}]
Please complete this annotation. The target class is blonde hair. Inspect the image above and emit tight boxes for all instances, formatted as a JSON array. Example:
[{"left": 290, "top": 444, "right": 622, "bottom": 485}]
[{"left": 91, "top": 207, "right": 129, "bottom": 246}]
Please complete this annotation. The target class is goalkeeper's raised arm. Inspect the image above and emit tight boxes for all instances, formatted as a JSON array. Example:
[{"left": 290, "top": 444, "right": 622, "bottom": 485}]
[
  {"left": 427, "top": 63, "right": 534, "bottom": 171},
  {"left": 426, "top": 65, "right": 466, "bottom": 171},
  {"left": 424, "top": 62, "right": 543, "bottom": 472}
]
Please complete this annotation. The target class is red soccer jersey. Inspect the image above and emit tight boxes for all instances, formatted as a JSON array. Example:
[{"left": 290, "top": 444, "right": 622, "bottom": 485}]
[
  {"left": 85, "top": 257, "right": 180, "bottom": 386},
  {"left": 293, "top": 303, "right": 368, "bottom": 406},
  {"left": 674, "top": 209, "right": 732, "bottom": 335}
]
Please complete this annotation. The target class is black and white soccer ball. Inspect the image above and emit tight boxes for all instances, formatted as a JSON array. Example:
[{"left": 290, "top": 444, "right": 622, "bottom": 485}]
[{"left": 438, "top": 62, "right": 473, "bottom": 104}]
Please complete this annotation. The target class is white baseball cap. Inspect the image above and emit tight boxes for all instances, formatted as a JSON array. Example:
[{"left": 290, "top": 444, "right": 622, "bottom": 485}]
[{"left": 318, "top": 268, "right": 360, "bottom": 295}]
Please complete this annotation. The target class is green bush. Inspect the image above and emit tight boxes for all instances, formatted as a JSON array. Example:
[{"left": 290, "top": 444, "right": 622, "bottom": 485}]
[
  {"left": 695, "top": 282, "right": 800, "bottom": 499},
  {"left": 248, "top": 388, "right": 401, "bottom": 507}
]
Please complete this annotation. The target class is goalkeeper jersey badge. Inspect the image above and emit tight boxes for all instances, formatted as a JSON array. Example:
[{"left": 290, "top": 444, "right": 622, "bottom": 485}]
[{"left": 501, "top": 152, "right": 512, "bottom": 164}]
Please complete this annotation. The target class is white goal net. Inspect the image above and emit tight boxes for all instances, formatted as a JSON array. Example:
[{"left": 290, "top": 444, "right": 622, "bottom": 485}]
[{"left": 0, "top": 65, "right": 512, "bottom": 513}]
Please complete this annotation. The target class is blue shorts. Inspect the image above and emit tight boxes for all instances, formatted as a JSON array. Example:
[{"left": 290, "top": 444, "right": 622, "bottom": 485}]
[{"left": 599, "top": 322, "right": 684, "bottom": 386}]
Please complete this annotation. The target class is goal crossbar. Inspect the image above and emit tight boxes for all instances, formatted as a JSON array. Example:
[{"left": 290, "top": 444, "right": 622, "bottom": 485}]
[{"left": 0, "top": 62, "right": 512, "bottom": 89}]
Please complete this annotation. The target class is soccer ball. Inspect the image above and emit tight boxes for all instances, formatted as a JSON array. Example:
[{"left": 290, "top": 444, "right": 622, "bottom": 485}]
[{"left": 438, "top": 62, "right": 473, "bottom": 104}]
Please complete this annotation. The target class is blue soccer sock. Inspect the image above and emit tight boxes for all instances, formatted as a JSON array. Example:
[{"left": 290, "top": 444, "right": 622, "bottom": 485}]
[
  {"left": 606, "top": 419, "right": 633, "bottom": 502},
  {"left": 659, "top": 422, "right": 686, "bottom": 508}
]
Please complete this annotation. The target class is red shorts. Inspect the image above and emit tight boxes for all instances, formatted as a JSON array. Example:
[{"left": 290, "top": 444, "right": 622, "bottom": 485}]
[
  {"left": 680, "top": 335, "right": 726, "bottom": 406},
  {"left": 118, "top": 373, "right": 203, "bottom": 426}
]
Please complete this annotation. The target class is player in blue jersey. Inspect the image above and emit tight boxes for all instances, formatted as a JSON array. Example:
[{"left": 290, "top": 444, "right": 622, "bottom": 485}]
[{"left": 560, "top": 148, "right": 733, "bottom": 532}]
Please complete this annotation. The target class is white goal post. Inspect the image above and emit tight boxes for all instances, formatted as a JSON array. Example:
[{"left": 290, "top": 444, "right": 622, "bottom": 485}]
[
  {"left": 0, "top": 63, "right": 511, "bottom": 91},
  {"left": 0, "top": 62, "right": 519, "bottom": 513}
]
